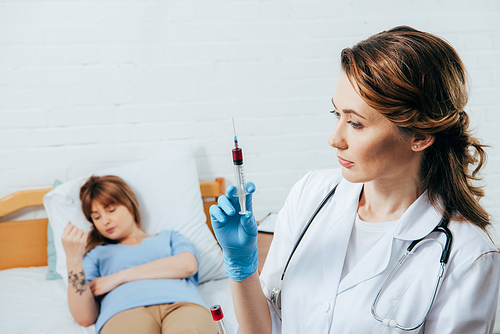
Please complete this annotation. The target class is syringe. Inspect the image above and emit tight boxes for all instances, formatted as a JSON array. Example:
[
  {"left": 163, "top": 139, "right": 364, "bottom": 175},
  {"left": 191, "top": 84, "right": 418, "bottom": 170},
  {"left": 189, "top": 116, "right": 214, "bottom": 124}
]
[{"left": 232, "top": 119, "right": 248, "bottom": 215}]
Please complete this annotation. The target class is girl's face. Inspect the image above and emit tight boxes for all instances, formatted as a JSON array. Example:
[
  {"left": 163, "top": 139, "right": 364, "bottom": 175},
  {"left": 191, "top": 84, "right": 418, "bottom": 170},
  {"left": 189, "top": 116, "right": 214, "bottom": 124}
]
[
  {"left": 90, "top": 201, "right": 137, "bottom": 241},
  {"left": 328, "top": 72, "right": 421, "bottom": 185}
]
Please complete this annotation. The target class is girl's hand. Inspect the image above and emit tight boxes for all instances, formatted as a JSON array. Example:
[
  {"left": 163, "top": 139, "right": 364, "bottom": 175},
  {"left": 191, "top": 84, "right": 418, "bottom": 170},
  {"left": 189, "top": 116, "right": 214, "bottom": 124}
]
[
  {"left": 89, "top": 273, "right": 123, "bottom": 296},
  {"left": 61, "top": 222, "right": 88, "bottom": 262}
]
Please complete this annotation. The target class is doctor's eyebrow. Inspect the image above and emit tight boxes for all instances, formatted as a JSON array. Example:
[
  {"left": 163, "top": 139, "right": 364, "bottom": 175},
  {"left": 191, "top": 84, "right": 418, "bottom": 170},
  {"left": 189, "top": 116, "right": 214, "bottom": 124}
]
[{"left": 331, "top": 99, "right": 366, "bottom": 120}]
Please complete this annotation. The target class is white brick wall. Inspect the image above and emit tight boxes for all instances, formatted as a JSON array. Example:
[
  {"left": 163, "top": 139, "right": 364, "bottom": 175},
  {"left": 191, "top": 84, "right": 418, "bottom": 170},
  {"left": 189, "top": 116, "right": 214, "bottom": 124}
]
[{"left": 1, "top": 0, "right": 499, "bottom": 232}]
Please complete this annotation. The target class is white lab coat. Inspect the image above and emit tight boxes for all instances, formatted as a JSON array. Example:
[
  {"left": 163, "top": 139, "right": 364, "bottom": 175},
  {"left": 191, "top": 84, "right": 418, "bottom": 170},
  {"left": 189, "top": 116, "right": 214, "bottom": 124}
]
[{"left": 249, "top": 170, "right": 500, "bottom": 334}]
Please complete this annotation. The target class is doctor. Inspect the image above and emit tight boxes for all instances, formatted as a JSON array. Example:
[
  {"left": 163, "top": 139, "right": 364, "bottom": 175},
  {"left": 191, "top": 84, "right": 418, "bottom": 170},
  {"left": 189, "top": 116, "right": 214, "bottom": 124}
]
[{"left": 210, "top": 26, "right": 500, "bottom": 333}]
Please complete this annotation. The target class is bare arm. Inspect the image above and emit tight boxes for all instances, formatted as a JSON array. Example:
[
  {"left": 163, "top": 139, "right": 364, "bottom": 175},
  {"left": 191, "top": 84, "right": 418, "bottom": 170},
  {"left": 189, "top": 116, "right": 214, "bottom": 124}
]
[
  {"left": 62, "top": 223, "right": 98, "bottom": 327},
  {"left": 66, "top": 260, "right": 99, "bottom": 326},
  {"left": 230, "top": 272, "right": 272, "bottom": 334},
  {"left": 89, "top": 252, "right": 198, "bottom": 296}
]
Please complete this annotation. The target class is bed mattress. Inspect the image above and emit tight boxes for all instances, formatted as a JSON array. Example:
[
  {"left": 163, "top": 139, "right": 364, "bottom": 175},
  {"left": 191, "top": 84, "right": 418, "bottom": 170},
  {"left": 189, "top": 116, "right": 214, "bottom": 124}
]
[{"left": 0, "top": 266, "right": 236, "bottom": 334}]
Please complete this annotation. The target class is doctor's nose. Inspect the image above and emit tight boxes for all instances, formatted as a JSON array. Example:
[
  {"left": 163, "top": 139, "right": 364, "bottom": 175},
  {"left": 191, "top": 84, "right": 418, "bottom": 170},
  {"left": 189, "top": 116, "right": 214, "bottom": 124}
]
[{"left": 328, "top": 125, "right": 347, "bottom": 150}]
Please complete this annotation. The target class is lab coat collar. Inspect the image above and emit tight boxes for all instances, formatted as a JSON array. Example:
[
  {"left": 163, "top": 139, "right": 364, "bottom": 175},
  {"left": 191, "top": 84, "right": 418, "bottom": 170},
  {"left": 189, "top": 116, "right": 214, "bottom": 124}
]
[
  {"left": 336, "top": 179, "right": 442, "bottom": 241},
  {"left": 332, "top": 179, "right": 363, "bottom": 213},
  {"left": 335, "top": 186, "right": 442, "bottom": 294},
  {"left": 391, "top": 190, "right": 442, "bottom": 241}
]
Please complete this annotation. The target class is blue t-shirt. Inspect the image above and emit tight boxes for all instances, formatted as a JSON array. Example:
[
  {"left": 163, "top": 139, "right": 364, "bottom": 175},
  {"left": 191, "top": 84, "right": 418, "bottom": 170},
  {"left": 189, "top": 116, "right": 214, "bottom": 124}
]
[{"left": 82, "top": 229, "right": 206, "bottom": 334}]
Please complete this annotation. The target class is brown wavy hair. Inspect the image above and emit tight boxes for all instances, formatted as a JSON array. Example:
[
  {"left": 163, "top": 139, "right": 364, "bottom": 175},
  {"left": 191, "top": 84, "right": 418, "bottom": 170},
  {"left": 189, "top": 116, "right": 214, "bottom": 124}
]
[
  {"left": 341, "top": 26, "right": 489, "bottom": 229},
  {"left": 80, "top": 175, "right": 142, "bottom": 253}
]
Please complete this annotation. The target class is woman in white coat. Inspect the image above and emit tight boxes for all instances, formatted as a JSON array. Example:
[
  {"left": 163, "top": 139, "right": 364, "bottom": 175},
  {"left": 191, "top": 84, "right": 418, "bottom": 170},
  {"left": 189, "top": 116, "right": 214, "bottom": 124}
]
[{"left": 210, "top": 26, "right": 500, "bottom": 333}]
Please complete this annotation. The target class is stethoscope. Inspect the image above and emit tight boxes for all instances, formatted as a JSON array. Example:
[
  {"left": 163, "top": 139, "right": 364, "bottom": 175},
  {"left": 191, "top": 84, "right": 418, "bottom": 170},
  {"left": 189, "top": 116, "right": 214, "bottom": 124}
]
[{"left": 269, "top": 183, "right": 453, "bottom": 331}]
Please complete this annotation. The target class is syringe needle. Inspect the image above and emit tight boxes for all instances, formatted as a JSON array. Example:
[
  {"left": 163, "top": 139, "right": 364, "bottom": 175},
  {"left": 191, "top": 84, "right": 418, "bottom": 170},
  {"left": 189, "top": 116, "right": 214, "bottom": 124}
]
[{"left": 232, "top": 118, "right": 238, "bottom": 148}]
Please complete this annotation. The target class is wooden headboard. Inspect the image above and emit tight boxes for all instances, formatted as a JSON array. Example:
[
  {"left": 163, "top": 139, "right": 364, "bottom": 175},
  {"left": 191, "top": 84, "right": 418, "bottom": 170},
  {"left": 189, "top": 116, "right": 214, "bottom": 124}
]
[{"left": 0, "top": 178, "right": 225, "bottom": 271}]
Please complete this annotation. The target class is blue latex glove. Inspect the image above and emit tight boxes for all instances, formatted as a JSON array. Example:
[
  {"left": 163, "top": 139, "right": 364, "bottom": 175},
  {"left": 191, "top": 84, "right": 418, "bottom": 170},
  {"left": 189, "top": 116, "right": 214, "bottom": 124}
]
[{"left": 210, "top": 182, "right": 258, "bottom": 281}]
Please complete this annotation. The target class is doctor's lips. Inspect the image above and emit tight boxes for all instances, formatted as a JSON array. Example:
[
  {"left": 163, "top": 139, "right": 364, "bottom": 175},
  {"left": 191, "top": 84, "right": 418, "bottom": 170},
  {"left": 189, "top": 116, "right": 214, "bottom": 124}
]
[{"left": 337, "top": 156, "right": 354, "bottom": 168}]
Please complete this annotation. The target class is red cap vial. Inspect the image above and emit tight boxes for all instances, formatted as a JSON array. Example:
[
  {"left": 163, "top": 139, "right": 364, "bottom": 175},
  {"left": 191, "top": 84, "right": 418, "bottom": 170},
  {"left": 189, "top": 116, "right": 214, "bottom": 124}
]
[{"left": 210, "top": 305, "right": 224, "bottom": 321}]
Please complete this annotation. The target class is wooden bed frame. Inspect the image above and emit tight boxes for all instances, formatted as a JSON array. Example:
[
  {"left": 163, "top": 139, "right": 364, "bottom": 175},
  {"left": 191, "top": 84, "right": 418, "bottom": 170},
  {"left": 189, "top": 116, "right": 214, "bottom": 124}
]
[{"left": 0, "top": 178, "right": 225, "bottom": 271}]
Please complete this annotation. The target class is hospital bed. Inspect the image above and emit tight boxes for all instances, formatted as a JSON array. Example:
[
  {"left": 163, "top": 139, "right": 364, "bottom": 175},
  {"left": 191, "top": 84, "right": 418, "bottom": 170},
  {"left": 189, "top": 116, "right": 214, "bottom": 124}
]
[{"left": 0, "top": 147, "right": 238, "bottom": 333}]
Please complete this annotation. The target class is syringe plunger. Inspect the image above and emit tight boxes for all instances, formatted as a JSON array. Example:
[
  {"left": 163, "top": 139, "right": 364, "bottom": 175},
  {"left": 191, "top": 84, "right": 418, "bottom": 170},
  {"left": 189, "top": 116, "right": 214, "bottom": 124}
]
[{"left": 233, "top": 164, "right": 248, "bottom": 215}]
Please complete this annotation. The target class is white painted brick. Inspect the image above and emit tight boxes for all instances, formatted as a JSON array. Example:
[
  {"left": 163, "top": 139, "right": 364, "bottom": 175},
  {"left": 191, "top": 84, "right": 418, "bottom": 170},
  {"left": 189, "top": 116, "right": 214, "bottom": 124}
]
[
  {"left": 31, "top": 88, "right": 73, "bottom": 109},
  {"left": 0, "top": 24, "right": 47, "bottom": 45},
  {"left": 101, "top": 86, "right": 135, "bottom": 105},
  {"left": 0, "top": 89, "right": 35, "bottom": 109},
  {"left": 485, "top": 106, "right": 500, "bottom": 123},
  {"left": 469, "top": 70, "right": 493, "bottom": 88},
  {"left": 0, "top": 169, "right": 34, "bottom": 197},
  {"left": 195, "top": 3, "right": 232, "bottom": 23},
  {"left": 0, "top": 4, "right": 27, "bottom": 24},
  {"left": 63, "top": 126, "right": 108, "bottom": 145},
  {"left": 229, "top": 2, "right": 261, "bottom": 22},
  {"left": 472, "top": 88, "right": 500, "bottom": 109},
  {"left": 0, "top": 46, "right": 33, "bottom": 67},
  {"left": 62, "top": 46, "right": 107, "bottom": 66},
  {"left": 14, "top": 67, "right": 81, "bottom": 87},
  {"left": 97, "top": 3, "right": 147, "bottom": 24},
  {"left": 0, "top": 69, "right": 15, "bottom": 86},
  {"left": 81, "top": 66, "right": 135, "bottom": 86},
  {"left": 47, "top": 108, "right": 114, "bottom": 126},
  {"left": 30, "top": 128, "right": 65, "bottom": 147},
  {"left": 68, "top": 87, "right": 103, "bottom": 106},
  {"left": 492, "top": 70, "right": 500, "bottom": 86},
  {"left": 0, "top": 129, "right": 30, "bottom": 148},
  {"left": 115, "top": 105, "right": 175, "bottom": 123},
  {"left": 158, "top": 121, "right": 194, "bottom": 140},
  {"left": 46, "top": 25, "right": 111, "bottom": 45},
  {"left": 0, "top": 110, "right": 47, "bottom": 129},
  {"left": 467, "top": 0, "right": 500, "bottom": 13},
  {"left": 133, "top": 85, "right": 173, "bottom": 104},
  {"left": 129, "top": 123, "right": 162, "bottom": 142}
]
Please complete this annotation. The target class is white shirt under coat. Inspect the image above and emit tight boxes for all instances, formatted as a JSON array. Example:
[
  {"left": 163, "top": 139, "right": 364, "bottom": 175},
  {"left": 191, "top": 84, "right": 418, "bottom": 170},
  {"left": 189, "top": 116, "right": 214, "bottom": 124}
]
[{"left": 242, "top": 170, "right": 500, "bottom": 334}]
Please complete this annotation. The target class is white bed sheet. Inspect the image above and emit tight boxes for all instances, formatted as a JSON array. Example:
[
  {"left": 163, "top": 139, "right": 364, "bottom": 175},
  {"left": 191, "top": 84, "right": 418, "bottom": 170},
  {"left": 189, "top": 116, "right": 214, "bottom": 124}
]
[{"left": 0, "top": 266, "right": 236, "bottom": 334}]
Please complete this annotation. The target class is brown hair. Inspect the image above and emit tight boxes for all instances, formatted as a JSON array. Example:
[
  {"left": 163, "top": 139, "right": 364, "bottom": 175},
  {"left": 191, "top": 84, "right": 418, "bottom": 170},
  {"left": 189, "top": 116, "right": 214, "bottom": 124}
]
[
  {"left": 341, "top": 26, "right": 489, "bottom": 229},
  {"left": 80, "top": 175, "right": 142, "bottom": 253}
]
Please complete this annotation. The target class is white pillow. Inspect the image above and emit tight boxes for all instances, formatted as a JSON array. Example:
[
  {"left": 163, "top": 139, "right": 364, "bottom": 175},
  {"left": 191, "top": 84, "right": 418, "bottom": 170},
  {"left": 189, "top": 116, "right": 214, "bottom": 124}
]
[{"left": 43, "top": 144, "right": 226, "bottom": 286}]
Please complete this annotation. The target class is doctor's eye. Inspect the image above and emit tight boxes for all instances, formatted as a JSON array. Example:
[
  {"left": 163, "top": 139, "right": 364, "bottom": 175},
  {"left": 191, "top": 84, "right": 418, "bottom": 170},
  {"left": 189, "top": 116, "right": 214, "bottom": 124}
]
[
  {"left": 347, "top": 120, "right": 363, "bottom": 129},
  {"left": 330, "top": 110, "right": 340, "bottom": 119}
]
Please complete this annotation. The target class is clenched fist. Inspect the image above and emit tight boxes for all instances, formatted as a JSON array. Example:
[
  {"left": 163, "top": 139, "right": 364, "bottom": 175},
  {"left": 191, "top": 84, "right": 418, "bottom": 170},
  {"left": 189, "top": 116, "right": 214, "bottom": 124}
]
[{"left": 62, "top": 222, "right": 88, "bottom": 263}]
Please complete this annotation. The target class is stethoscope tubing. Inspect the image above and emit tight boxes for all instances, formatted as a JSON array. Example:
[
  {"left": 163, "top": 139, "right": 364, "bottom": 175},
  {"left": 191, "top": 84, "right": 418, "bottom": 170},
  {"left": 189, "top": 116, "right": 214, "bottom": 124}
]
[
  {"left": 279, "top": 184, "right": 339, "bottom": 282},
  {"left": 271, "top": 184, "right": 339, "bottom": 311},
  {"left": 371, "top": 219, "right": 452, "bottom": 331}
]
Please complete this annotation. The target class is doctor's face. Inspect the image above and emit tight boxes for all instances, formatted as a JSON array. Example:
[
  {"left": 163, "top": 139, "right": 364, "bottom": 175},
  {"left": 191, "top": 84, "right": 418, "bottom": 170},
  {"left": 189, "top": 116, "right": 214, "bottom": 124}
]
[{"left": 328, "top": 72, "right": 419, "bottom": 185}]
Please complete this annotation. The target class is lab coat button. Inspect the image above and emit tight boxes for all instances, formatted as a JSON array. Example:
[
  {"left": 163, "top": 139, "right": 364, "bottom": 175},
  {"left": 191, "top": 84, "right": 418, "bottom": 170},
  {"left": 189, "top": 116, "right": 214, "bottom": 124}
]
[{"left": 323, "top": 301, "right": 331, "bottom": 312}]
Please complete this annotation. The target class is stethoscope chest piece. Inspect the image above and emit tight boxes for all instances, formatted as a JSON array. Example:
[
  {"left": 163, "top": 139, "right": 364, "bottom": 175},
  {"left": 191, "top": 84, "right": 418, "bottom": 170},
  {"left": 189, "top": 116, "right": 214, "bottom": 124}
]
[{"left": 271, "top": 284, "right": 282, "bottom": 310}]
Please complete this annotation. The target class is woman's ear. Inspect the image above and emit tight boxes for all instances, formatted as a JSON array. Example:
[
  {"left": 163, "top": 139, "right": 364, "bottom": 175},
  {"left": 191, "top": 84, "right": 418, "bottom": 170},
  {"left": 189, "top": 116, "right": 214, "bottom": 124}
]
[{"left": 411, "top": 133, "right": 434, "bottom": 152}]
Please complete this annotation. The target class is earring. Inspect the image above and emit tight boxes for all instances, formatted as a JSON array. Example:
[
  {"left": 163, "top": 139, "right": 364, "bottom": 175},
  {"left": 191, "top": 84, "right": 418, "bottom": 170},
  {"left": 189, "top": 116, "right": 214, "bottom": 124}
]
[{"left": 414, "top": 145, "right": 418, "bottom": 149}]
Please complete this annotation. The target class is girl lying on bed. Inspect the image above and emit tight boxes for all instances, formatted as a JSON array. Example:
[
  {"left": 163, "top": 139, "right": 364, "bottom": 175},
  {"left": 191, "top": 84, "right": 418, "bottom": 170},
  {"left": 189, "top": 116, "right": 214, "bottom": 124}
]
[{"left": 61, "top": 175, "right": 217, "bottom": 334}]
